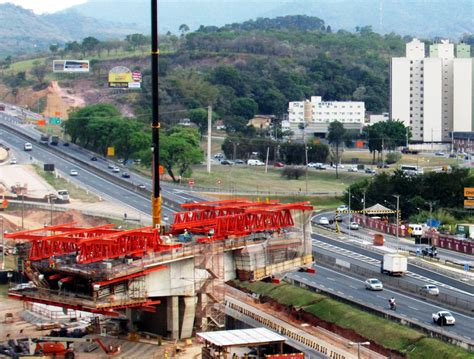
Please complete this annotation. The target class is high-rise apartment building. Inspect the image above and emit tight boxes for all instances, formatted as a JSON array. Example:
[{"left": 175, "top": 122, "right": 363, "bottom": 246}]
[{"left": 391, "top": 39, "right": 473, "bottom": 142}]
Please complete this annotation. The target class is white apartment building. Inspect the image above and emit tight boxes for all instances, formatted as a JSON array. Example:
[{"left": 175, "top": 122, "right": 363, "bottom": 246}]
[
  {"left": 287, "top": 96, "right": 365, "bottom": 139},
  {"left": 391, "top": 39, "right": 473, "bottom": 142}
]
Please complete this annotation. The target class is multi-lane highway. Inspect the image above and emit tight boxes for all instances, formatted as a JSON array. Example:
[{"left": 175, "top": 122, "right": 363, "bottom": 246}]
[{"left": 288, "top": 265, "right": 474, "bottom": 341}]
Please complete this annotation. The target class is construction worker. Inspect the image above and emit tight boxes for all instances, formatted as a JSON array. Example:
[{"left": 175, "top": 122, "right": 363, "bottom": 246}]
[{"left": 49, "top": 255, "right": 56, "bottom": 269}]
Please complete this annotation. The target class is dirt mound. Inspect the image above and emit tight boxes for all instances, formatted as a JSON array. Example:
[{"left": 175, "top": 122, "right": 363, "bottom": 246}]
[{"left": 0, "top": 214, "right": 21, "bottom": 232}]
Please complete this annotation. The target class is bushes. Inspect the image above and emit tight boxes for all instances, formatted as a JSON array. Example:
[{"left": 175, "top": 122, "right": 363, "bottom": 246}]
[
  {"left": 282, "top": 166, "right": 305, "bottom": 179},
  {"left": 385, "top": 152, "right": 402, "bottom": 164}
]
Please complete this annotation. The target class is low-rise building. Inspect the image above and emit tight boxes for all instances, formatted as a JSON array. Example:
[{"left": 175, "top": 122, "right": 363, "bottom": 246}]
[
  {"left": 288, "top": 96, "right": 365, "bottom": 140},
  {"left": 452, "top": 131, "right": 474, "bottom": 153}
]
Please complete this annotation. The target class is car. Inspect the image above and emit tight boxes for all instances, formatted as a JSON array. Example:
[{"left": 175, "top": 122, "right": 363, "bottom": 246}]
[
  {"left": 420, "top": 284, "right": 439, "bottom": 296},
  {"left": 377, "top": 163, "right": 389, "bottom": 168},
  {"left": 121, "top": 172, "right": 131, "bottom": 178},
  {"left": 365, "top": 168, "right": 376, "bottom": 174},
  {"left": 349, "top": 222, "right": 359, "bottom": 230},
  {"left": 112, "top": 167, "right": 120, "bottom": 173},
  {"left": 319, "top": 217, "right": 330, "bottom": 225},
  {"left": 214, "top": 153, "right": 225, "bottom": 160},
  {"left": 133, "top": 159, "right": 141, "bottom": 164},
  {"left": 337, "top": 205, "right": 349, "bottom": 212},
  {"left": 308, "top": 162, "right": 325, "bottom": 169},
  {"left": 432, "top": 311, "right": 455, "bottom": 325},
  {"left": 220, "top": 160, "right": 234, "bottom": 165},
  {"left": 273, "top": 161, "right": 285, "bottom": 168},
  {"left": 435, "top": 151, "right": 445, "bottom": 156},
  {"left": 365, "top": 278, "right": 383, "bottom": 291},
  {"left": 449, "top": 153, "right": 457, "bottom": 158},
  {"left": 69, "top": 169, "right": 78, "bottom": 176},
  {"left": 247, "top": 159, "right": 265, "bottom": 166},
  {"left": 62, "top": 142, "right": 70, "bottom": 147},
  {"left": 90, "top": 156, "right": 98, "bottom": 161},
  {"left": 23, "top": 142, "right": 32, "bottom": 151},
  {"left": 107, "top": 163, "right": 114, "bottom": 169},
  {"left": 234, "top": 159, "right": 245, "bottom": 165},
  {"left": 9, "top": 157, "right": 17, "bottom": 164},
  {"left": 347, "top": 166, "right": 358, "bottom": 172},
  {"left": 137, "top": 184, "right": 146, "bottom": 190},
  {"left": 331, "top": 163, "right": 345, "bottom": 169}
]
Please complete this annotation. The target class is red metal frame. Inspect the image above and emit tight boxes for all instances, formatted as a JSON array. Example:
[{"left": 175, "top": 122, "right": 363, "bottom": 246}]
[
  {"left": 171, "top": 200, "right": 313, "bottom": 240},
  {"left": 6, "top": 225, "right": 181, "bottom": 264}
]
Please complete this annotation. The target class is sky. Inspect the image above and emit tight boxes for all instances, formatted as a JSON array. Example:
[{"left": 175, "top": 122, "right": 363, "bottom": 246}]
[{"left": 0, "top": 0, "right": 87, "bottom": 14}]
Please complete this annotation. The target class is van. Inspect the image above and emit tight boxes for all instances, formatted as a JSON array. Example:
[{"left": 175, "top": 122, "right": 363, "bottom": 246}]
[
  {"left": 247, "top": 159, "right": 264, "bottom": 166},
  {"left": 24, "top": 142, "right": 33, "bottom": 151},
  {"left": 57, "top": 190, "right": 70, "bottom": 201},
  {"left": 409, "top": 224, "right": 424, "bottom": 237}
]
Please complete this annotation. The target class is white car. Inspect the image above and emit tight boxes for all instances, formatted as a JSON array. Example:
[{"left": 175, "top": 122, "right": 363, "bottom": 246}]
[
  {"left": 112, "top": 166, "right": 120, "bottom": 173},
  {"left": 247, "top": 159, "right": 265, "bottom": 166},
  {"left": 337, "top": 205, "right": 349, "bottom": 212},
  {"left": 9, "top": 157, "right": 17, "bottom": 164},
  {"left": 319, "top": 217, "right": 329, "bottom": 225},
  {"left": 347, "top": 166, "right": 358, "bottom": 172},
  {"left": 24, "top": 142, "right": 32, "bottom": 151},
  {"left": 365, "top": 278, "right": 383, "bottom": 291},
  {"left": 332, "top": 163, "right": 345, "bottom": 169},
  {"left": 349, "top": 222, "right": 359, "bottom": 230},
  {"left": 69, "top": 169, "right": 78, "bottom": 176},
  {"left": 421, "top": 284, "right": 439, "bottom": 296},
  {"left": 432, "top": 311, "right": 455, "bottom": 325}
]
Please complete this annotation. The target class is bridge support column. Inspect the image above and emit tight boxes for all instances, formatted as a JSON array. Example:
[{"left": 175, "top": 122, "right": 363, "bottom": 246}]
[
  {"left": 180, "top": 296, "right": 196, "bottom": 338},
  {"left": 167, "top": 296, "right": 179, "bottom": 339}
]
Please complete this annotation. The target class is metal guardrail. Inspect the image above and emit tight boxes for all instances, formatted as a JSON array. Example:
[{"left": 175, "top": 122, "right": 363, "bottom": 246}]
[{"left": 288, "top": 276, "right": 474, "bottom": 351}]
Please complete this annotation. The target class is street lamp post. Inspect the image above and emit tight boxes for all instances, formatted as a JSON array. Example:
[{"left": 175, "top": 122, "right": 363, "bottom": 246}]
[
  {"left": 392, "top": 194, "right": 400, "bottom": 247},
  {"left": 348, "top": 341, "right": 370, "bottom": 359},
  {"left": 348, "top": 187, "right": 352, "bottom": 237}
]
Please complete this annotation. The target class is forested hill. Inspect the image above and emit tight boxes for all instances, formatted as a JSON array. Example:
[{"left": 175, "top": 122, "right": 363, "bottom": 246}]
[{"left": 157, "top": 16, "right": 408, "bottom": 125}]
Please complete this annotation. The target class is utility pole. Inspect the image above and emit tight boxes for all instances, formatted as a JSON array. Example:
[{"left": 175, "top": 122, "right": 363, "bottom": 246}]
[
  {"left": 265, "top": 147, "right": 270, "bottom": 173},
  {"left": 1, "top": 216, "right": 4, "bottom": 270},
  {"left": 207, "top": 105, "right": 212, "bottom": 174},
  {"left": 362, "top": 191, "right": 366, "bottom": 226},
  {"left": 348, "top": 187, "right": 351, "bottom": 237},
  {"left": 305, "top": 144, "right": 309, "bottom": 194},
  {"left": 393, "top": 194, "right": 400, "bottom": 248},
  {"left": 21, "top": 194, "right": 24, "bottom": 230},
  {"left": 151, "top": 0, "right": 161, "bottom": 227}
]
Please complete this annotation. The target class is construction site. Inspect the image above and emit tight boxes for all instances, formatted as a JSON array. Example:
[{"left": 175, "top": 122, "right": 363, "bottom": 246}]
[{"left": 1, "top": 199, "right": 313, "bottom": 356}]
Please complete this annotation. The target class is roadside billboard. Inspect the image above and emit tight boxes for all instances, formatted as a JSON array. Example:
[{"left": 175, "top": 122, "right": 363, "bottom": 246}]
[
  {"left": 108, "top": 66, "right": 142, "bottom": 89},
  {"left": 53, "top": 60, "right": 90, "bottom": 73}
]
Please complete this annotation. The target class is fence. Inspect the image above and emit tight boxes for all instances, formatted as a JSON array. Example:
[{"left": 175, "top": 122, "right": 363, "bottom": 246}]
[
  {"left": 428, "top": 233, "right": 474, "bottom": 255},
  {"left": 353, "top": 214, "right": 408, "bottom": 237}
]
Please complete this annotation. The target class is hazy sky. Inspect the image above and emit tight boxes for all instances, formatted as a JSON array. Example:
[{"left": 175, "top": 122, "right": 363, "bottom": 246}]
[{"left": 0, "top": 0, "right": 87, "bottom": 14}]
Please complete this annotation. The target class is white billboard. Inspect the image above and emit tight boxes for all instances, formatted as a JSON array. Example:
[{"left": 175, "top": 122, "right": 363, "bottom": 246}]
[{"left": 53, "top": 60, "right": 90, "bottom": 73}]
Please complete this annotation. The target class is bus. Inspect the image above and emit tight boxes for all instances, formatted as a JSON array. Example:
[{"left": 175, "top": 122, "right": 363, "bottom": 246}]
[{"left": 400, "top": 165, "right": 423, "bottom": 175}]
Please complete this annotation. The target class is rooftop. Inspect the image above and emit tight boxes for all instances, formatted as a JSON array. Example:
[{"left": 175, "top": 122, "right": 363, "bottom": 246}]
[{"left": 197, "top": 327, "right": 286, "bottom": 348}]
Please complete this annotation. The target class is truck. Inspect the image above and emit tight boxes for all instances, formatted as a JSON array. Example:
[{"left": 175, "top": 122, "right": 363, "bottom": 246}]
[
  {"left": 382, "top": 253, "right": 407, "bottom": 276},
  {"left": 50, "top": 135, "right": 59, "bottom": 145},
  {"left": 40, "top": 134, "right": 50, "bottom": 144}
]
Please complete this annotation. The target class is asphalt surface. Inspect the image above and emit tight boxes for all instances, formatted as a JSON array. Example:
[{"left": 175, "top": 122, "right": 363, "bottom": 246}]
[
  {"left": 288, "top": 265, "right": 474, "bottom": 341},
  {"left": 312, "top": 211, "right": 473, "bottom": 264},
  {"left": 312, "top": 231, "right": 474, "bottom": 296}
]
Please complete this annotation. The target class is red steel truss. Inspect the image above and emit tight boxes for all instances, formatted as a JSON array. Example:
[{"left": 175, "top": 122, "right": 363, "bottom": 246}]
[
  {"left": 6, "top": 224, "right": 181, "bottom": 264},
  {"left": 171, "top": 200, "right": 313, "bottom": 240}
]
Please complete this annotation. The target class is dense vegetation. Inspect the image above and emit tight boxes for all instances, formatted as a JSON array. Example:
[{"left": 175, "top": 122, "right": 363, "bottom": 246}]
[{"left": 346, "top": 168, "right": 474, "bottom": 225}]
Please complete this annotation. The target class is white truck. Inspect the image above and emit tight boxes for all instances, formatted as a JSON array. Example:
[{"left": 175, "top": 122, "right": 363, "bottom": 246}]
[{"left": 382, "top": 253, "right": 407, "bottom": 276}]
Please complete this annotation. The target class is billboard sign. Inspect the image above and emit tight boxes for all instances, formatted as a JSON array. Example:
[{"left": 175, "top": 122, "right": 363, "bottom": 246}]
[
  {"left": 53, "top": 60, "right": 90, "bottom": 73},
  {"left": 108, "top": 66, "right": 142, "bottom": 89},
  {"left": 464, "top": 187, "right": 474, "bottom": 208}
]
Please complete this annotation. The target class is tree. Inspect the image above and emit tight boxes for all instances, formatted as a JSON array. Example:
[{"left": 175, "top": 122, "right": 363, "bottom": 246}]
[
  {"left": 188, "top": 108, "right": 211, "bottom": 138},
  {"left": 179, "top": 24, "right": 190, "bottom": 37},
  {"left": 82, "top": 36, "right": 100, "bottom": 55},
  {"left": 65, "top": 41, "right": 81, "bottom": 54},
  {"left": 49, "top": 44, "right": 59, "bottom": 54},
  {"left": 230, "top": 97, "right": 258, "bottom": 120},
  {"left": 31, "top": 61, "right": 48, "bottom": 84},
  {"left": 327, "top": 121, "right": 346, "bottom": 178},
  {"left": 160, "top": 127, "right": 203, "bottom": 182},
  {"left": 125, "top": 33, "right": 147, "bottom": 50}
]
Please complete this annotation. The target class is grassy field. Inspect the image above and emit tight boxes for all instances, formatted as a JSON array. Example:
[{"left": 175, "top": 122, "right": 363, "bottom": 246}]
[
  {"left": 235, "top": 281, "right": 473, "bottom": 358},
  {"left": 33, "top": 165, "right": 100, "bottom": 203},
  {"left": 190, "top": 165, "right": 361, "bottom": 194},
  {"left": 342, "top": 150, "right": 459, "bottom": 168}
]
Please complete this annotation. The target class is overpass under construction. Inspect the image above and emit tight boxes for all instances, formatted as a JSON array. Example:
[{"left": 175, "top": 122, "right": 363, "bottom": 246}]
[{"left": 7, "top": 199, "right": 313, "bottom": 339}]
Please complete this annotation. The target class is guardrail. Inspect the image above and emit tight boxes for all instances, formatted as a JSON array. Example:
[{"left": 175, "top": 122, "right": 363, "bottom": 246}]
[
  {"left": 288, "top": 275, "right": 474, "bottom": 351},
  {"left": 312, "top": 250, "right": 474, "bottom": 314}
]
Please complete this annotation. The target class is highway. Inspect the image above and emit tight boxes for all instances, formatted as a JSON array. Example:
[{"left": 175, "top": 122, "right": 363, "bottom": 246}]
[
  {"left": 288, "top": 265, "right": 474, "bottom": 341},
  {"left": 312, "top": 232, "right": 474, "bottom": 297},
  {"left": 312, "top": 210, "right": 473, "bottom": 264}
]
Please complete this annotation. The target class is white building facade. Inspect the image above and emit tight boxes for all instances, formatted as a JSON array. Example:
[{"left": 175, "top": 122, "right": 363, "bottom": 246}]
[
  {"left": 391, "top": 39, "right": 473, "bottom": 142},
  {"left": 287, "top": 96, "right": 365, "bottom": 139}
]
